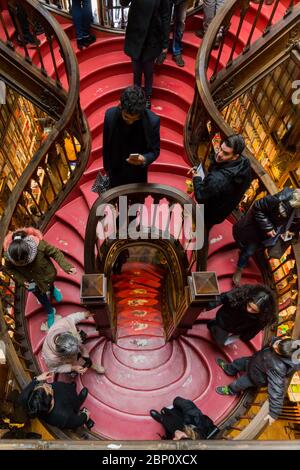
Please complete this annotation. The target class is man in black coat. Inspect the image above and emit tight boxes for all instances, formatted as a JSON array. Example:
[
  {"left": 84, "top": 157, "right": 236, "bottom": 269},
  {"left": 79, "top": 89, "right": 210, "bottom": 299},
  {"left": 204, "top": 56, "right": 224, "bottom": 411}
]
[
  {"left": 232, "top": 187, "right": 300, "bottom": 285},
  {"left": 19, "top": 372, "right": 94, "bottom": 429},
  {"left": 103, "top": 86, "right": 160, "bottom": 188},
  {"left": 150, "top": 396, "right": 219, "bottom": 439},
  {"left": 120, "top": 0, "right": 170, "bottom": 108},
  {"left": 193, "top": 134, "right": 252, "bottom": 230},
  {"left": 216, "top": 337, "right": 300, "bottom": 425}
]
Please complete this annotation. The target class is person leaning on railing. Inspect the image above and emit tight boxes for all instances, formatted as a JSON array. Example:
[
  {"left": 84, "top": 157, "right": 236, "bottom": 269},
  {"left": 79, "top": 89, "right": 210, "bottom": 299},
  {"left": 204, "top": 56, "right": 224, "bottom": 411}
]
[
  {"left": 232, "top": 187, "right": 300, "bottom": 286},
  {"left": 3, "top": 227, "right": 77, "bottom": 329}
]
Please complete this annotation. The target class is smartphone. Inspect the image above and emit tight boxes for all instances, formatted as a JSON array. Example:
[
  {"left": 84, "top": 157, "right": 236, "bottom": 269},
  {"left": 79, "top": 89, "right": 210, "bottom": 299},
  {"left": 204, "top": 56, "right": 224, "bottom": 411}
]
[{"left": 196, "top": 163, "right": 205, "bottom": 179}]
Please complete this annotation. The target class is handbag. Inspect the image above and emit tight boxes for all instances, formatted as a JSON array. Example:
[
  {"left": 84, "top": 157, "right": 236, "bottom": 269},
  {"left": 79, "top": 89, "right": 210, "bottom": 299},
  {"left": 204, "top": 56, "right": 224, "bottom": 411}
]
[
  {"left": 91, "top": 170, "right": 110, "bottom": 194},
  {"left": 265, "top": 209, "right": 296, "bottom": 259}
]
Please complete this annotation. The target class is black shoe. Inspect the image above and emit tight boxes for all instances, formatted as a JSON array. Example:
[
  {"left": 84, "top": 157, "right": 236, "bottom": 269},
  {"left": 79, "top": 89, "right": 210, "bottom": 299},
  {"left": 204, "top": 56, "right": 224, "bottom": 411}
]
[
  {"left": 83, "top": 34, "right": 96, "bottom": 46},
  {"left": 78, "top": 387, "right": 89, "bottom": 406},
  {"left": 150, "top": 409, "right": 162, "bottom": 423},
  {"left": 195, "top": 28, "right": 204, "bottom": 38},
  {"left": 146, "top": 96, "right": 151, "bottom": 109},
  {"left": 172, "top": 54, "right": 185, "bottom": 67},
  {"left": 86, "top": 418, "right": 94, "bottom": 430}
]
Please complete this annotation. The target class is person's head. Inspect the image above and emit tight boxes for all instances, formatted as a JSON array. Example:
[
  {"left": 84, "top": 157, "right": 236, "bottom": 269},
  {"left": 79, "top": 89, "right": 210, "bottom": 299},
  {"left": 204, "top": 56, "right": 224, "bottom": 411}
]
[
  {"left": 173, "top": 425, "right": 200, "bottom": 441},
  {"left": 7, "top": 230, "right": 38, "bottom": 266},
  {"left": 27, "top": 383, "right": 54, "bottom": 418},
  {"left": 215, "top": 134, "right": 245, "bottom": 163},
  {"left": 290, "top": 189, "right": 300, "bottom": 209},
  {"left": 272, "top": 337, "right": 299, "bottom": 358},
  {"left": 229, "top": 284, "right": 277, "bottom": 324},
  {"left": 54, "top": 332, "right": 80, "bottom": 356},
  {"left": 120, "top": 85, "right": 146, "bottom": 125}
]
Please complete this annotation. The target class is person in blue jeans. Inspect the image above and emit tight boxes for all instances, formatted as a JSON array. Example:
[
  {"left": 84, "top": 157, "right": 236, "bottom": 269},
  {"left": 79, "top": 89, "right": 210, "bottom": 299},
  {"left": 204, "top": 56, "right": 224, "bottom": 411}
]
[
  {"left": 170, "top": 0, "right": 188, "bottom": 67},
  {"left": 71, "top": 0, "right": 96, "bottom": 49},
  {"left": 3, "top": 227, "right": 76, "bottom": 329}
]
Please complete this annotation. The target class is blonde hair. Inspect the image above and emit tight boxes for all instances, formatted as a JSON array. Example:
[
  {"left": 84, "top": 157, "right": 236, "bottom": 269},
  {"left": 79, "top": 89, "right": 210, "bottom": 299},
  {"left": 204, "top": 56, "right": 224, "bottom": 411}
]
[
  {"left": 182, "top": 425, "right": 200, "bottom": 440},
  {"left": 290, "top": 189, "right": 300, "bottom": 208}
]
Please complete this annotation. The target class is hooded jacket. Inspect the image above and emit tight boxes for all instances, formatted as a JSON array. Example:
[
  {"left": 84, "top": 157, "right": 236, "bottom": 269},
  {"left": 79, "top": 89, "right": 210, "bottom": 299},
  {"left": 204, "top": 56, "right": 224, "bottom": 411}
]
[
  {"left": 193, "top": 153, "right": 251, "bottom": 226},
  {"left": 246, "top": 345, "right": 300, "bottom": 419},
  {"left": 233, "top": 187, "right": 300, "bottom": 246},
  {"left": 3, "top": 227, "right": 73, "bottom": 293},
  {"left": 42, "top": 312, "right": 89, "bottom": 373}
]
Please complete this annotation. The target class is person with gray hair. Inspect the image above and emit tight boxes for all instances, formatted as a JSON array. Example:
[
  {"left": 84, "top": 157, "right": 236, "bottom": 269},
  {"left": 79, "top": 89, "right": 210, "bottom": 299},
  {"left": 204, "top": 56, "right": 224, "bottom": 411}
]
[{"left": 42, "top": 311, "right": 105, "bottom": 375}]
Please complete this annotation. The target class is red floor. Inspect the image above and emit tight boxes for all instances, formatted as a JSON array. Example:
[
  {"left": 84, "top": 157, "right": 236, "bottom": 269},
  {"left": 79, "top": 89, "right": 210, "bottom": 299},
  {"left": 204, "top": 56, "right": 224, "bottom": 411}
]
[{"left": 8, "top": 3, "right": 290, "bottom": 438}]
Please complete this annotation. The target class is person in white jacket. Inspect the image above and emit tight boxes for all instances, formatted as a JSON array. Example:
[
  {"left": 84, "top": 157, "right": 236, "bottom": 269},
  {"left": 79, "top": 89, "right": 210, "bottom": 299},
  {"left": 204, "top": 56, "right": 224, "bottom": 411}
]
[{"left": 42, "top": 311, "right": 104, "bottom": 375}]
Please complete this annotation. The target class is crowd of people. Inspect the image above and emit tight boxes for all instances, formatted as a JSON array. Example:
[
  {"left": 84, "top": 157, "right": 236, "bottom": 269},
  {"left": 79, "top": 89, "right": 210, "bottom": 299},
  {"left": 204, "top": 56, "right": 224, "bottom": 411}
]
[{"left": 3, "top": 0, "right": 300, "bottom": 440}]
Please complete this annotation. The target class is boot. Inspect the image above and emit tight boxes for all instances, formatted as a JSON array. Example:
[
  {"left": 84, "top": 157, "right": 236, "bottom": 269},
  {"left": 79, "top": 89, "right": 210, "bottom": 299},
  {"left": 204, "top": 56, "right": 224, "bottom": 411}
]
[{"left": 232, "top": 268, "right": 243, "bottom": 286}]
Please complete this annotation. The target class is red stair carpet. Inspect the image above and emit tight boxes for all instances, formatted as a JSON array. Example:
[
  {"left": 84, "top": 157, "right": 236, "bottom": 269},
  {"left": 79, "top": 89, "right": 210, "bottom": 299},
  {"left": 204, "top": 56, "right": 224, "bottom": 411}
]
[{"left": 5, "top": 2, "right": 289, "bottom": 438}]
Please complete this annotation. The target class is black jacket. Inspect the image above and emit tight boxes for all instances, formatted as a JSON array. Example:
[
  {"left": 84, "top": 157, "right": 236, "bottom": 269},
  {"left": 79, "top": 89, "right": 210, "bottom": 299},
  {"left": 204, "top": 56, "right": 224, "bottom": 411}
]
[
  {"left": 19, "top": 380, "right": 87, "bottom": 429},
  {"left": 158, "top": 396, "right": 218, "bottom": 439},
  {"left": 246, "top": 346, "right": 300, "bottom": 419},
  {"left": 103, "top": 106, "right": 160, "bottom": 187},
  {"left": 121, "top": 0, "right": 170, "bottom": 61},
  {"left": 213, "top": 287, "right": 275, "bottom": 342},
  {"left": 233, "top": 188, "right": 300, "bottom": 246},
  {"left": 193, "top": 153, "right": 251, "bottom": 227}
]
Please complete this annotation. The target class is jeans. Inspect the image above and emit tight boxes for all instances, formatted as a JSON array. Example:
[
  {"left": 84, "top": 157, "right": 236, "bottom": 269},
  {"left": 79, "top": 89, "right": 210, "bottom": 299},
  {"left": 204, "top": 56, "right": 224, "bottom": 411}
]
[
  {"left": 208, "top": 320, "right": 230, "bottom": 346},
  {"left": 131, "top": 59, "right": 154, "bottom": 97},
  {"left": 203, "top": 0, "right": 225, "bottom": 31},
  {"left": 237, "top": 241, "right": 260, "bottom": 269},
  {"left": 72, "top": 0, "right": 93, "bottom": 40},
  {"left": 226, "top": 357, "right": 256, "bottom": 393},
  {"left": 172, "top": 0, "right": 188, "bottom": 56},
  {"left": 32, "top": 285, "right": 55, "bottom": 316}
]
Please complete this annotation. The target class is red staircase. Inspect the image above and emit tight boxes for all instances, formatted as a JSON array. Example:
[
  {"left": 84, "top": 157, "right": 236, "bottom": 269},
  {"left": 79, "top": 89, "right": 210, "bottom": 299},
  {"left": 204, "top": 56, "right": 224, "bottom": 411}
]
[{"left": 4, "top": 2, "right": 291, "bottom": 439}]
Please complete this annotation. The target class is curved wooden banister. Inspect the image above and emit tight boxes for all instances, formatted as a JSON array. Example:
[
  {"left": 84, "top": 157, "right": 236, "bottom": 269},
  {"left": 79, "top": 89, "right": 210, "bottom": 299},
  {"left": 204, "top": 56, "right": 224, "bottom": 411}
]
[{"left": 0, "top": 0, "right": 91, "bottom": 440}]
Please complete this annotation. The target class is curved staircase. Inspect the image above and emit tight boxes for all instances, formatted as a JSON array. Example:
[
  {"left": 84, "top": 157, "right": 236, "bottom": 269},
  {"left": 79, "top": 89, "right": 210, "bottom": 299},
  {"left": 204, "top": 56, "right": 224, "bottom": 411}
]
[{"left": 2, "top": 0, "right": 295, "bottom": 440}]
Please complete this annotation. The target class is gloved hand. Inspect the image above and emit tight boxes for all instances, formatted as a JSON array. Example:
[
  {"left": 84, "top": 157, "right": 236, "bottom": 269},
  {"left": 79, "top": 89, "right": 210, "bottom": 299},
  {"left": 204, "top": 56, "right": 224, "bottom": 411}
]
[{"left": 155, "top": 51, "right": 167, "bottom": 65}]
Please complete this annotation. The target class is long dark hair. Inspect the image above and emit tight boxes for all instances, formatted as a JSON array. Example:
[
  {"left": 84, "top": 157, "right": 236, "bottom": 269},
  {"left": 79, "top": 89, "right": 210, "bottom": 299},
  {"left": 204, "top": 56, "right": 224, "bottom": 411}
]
[{"left": 225, "top": 284, "right": 278, "bottom": 325}]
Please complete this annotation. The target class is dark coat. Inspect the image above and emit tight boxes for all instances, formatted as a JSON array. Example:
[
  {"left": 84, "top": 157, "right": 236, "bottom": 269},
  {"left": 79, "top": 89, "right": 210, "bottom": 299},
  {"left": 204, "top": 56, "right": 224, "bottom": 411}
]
[
  {"left": 120, "top": 0, "right": 170, "bottom": 61},
  {"left": 246, "top": 346, "right": 300, "bottom": 419},
  {"left": 19, "top": 379, "right": 87, "bottom": 429},
  {"left": 4, "top": 241, "right": 73, "bottom": 293},
  {"left": 193, "top": 153, "right": 251, "bottom": 227},
  {"left": 233, "top": 188, "right": 300, "bottom": 247},
  {"left": 158, "top": 396, "right": 218, "bottom": 439},
  {"left": 212, "top": 286, "right": 276, "bottom": 342},
  {"left": 103, "top": 106, "right": 160, "bottom": 187}
]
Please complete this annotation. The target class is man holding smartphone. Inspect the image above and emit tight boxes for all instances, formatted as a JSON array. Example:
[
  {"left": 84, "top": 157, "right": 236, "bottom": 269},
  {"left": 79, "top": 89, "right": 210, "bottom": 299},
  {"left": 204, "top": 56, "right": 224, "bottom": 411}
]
[{"left": 102, "top": 85, "right": 160, "bottom": 188}]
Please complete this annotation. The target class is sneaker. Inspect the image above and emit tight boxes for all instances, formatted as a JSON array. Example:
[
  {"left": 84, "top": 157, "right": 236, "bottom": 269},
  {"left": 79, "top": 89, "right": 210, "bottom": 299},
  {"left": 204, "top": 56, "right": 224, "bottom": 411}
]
[
  {"left": 91, "top": 363, "right": 105, "bottom": 374},
  {"left": 52, "top": 286, "right": 63, "bottom": 303},
  {"left": 232, "top": 268, "right": 243, "bottom": 286},
  {"left": 172, "top": 54, "right": 185, "bottom": 67},
  {"left": 216, "top": 358, "right": 237, "bottom": 376},
  {"left": 224, "top": 335, "right": 240, "bottom": 346},
  {"left": 47, "top": 308, "right": 56, "bottom": 329},
  {"left": 215, "top": 385, "right": 236, "bottom": 396},
  {"left": 86, "top": 418, "right": 94, "bottom": 430},
  {"left": 82, "top": 34, "right": 96, "bottom": 46},
  {"left": 146, "top": 96, "right": 151, "bottom": 109}
]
